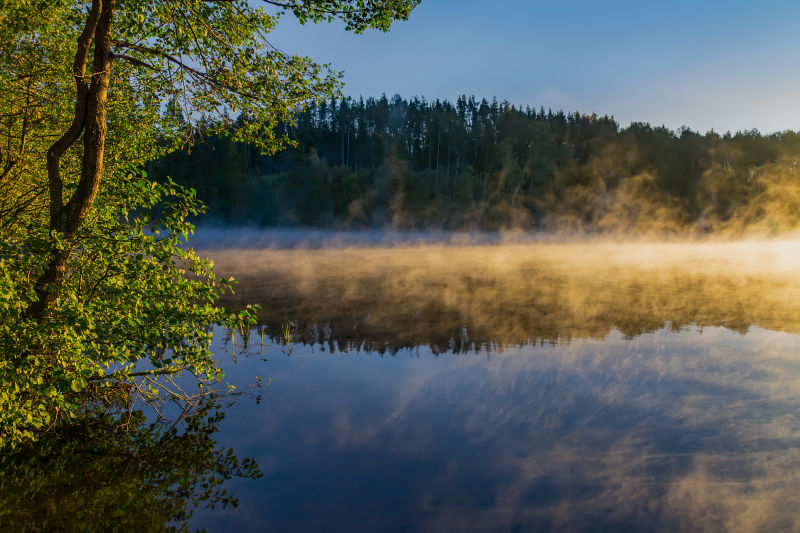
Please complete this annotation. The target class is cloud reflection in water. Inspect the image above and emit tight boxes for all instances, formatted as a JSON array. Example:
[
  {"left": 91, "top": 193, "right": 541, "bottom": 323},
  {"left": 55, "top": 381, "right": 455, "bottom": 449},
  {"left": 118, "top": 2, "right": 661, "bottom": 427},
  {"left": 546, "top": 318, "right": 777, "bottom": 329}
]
[{"left": 193, "top": 238, "right": 800, "bottom": 531}]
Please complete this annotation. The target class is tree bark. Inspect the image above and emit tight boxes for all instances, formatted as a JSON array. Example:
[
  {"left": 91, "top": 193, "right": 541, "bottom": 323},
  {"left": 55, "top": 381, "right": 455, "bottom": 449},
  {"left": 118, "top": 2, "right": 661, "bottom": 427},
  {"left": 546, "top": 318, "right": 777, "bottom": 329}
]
[{"left": 29, "top": 0, "right": 115, "bottom": 318}]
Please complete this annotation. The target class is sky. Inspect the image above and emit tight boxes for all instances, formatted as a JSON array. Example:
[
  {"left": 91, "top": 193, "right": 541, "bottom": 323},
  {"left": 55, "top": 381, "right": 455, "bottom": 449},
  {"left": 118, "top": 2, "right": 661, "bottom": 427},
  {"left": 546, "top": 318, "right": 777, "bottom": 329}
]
[{"left": 267, "top": 0, "right": 800, "bottom": 134}]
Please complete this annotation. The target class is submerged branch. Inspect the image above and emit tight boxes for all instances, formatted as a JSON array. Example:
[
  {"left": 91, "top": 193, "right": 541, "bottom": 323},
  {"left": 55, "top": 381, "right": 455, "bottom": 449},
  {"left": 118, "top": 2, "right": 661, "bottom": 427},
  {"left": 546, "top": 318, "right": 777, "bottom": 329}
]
[{"left": 92, "top": 366, "right": 188, "bottom": 381}]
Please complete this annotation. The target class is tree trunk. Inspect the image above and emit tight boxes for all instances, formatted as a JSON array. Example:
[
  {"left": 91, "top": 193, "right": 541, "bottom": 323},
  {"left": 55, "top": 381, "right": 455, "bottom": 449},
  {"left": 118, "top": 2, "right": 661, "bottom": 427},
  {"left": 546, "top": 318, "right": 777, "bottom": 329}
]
[
  {"left": 435, "top": 124, "right": 440, "bottom": 193},
  {"left": 29, "top": 0, "right": 115, "bottom": 318}
]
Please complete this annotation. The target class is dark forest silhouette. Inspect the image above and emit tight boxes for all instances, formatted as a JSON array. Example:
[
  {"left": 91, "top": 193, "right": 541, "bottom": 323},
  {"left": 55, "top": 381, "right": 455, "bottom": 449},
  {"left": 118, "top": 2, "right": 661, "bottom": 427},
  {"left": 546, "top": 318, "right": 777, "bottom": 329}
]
[{"left": 152, "top": 94, "right": 800, "bottom": 234}]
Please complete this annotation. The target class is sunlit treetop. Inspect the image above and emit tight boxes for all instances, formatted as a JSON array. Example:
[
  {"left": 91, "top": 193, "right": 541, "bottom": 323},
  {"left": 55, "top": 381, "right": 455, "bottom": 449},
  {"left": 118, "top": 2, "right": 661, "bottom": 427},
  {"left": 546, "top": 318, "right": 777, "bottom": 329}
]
[
  {"left": 0, "top": 0, "right": 418, "bottom": 449},
  {"left": 0, "top": 0, "right": 419, "bottom": 176},
  {"left": 0, "top": 0, "right": 419, "bottom": 265},
  {"left": 262, "top": 0, "right": 419, "bottom": 31}
]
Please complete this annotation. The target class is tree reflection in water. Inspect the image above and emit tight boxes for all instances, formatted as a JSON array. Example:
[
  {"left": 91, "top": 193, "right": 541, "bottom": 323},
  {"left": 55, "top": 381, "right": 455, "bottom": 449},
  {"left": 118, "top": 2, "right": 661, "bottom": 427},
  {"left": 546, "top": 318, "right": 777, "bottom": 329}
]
[
  {"left": 0, "top": 397, "right": 261, "bottom": 532},
  {"left": 211, "top": 240, "right": 800, "bottom": 352}
]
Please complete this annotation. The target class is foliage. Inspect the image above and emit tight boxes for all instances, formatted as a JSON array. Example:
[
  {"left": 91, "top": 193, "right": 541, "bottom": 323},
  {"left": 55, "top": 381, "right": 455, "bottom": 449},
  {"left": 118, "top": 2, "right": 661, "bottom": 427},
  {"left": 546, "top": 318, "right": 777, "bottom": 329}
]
[
  {"left": 0, "top": 398, "right": 261, "bottom": 532},
  {"left": 0, "top": 167, "right": 252, "bottom": 448},
  {"left": 0, "top": 0, "right": 418, "bottom": 448},
  {"left": 153, "top": 95, "right": 800, "bottom": 234}
]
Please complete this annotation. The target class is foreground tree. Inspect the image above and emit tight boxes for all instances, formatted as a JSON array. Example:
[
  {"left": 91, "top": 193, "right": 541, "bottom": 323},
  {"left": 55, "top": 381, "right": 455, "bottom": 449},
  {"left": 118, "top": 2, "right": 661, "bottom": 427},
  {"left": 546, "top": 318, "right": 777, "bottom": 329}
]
[{"left": 0, "top": 0, "right": 419, "bottom": 447}]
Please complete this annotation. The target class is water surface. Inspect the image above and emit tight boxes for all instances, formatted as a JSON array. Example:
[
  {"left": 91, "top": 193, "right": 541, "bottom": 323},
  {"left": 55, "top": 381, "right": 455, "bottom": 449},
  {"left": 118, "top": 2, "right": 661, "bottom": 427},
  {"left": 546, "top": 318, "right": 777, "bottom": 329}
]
[{"left": 192, "top": 237, "right": 800, "bottom": 531}]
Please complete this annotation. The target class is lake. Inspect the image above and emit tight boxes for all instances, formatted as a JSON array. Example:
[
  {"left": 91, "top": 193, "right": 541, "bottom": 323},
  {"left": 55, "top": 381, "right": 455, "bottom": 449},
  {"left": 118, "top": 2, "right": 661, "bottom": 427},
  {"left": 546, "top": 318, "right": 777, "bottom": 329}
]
[{"left": 192, "top": 234, "right": 800, "bottom": 531}]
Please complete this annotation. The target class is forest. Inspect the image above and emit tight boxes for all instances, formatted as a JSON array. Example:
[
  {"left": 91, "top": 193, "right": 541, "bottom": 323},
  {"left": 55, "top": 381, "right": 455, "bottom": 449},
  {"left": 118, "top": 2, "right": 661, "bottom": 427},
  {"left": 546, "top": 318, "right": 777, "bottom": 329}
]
[{"left": 153, "top": 94, "right": 800, "bottom": 235}]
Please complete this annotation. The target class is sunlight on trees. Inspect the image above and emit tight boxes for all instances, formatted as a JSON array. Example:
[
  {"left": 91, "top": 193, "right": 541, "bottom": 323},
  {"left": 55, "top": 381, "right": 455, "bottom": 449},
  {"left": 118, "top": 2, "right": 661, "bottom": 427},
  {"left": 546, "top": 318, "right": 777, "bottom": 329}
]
[{"left": 0, "top": 0, "right": 418, "bottom": 448}]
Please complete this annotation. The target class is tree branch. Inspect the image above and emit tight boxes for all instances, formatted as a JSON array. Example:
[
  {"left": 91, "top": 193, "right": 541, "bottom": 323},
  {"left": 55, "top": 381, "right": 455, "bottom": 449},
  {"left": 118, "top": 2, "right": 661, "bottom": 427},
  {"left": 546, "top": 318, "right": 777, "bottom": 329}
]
[
  {"left": 111, "top": 40, "right": 206, "bottom": 79},
  {"left": 45, "top": 0, "right": 102, "bottom": 229},
  {"left": 29, "top": 0, "right": 115, "bottom": 318},
  {"left": 28, "top": 0, "right": 103, "bottom": 319},
  {"left": 61, "top": 0, "right": 116, "bottom": 238},
  {"left": 94, "top": 366, "right": 187, "bottom": 380},
  {"left": 258, "top": 0, "right": 352, "bottom": 14},
  {"left": 110, "top": 52, "right": 157, "bottom": 71},
  {"left": 111, "top": 40, "right": 262, "bottom": 101}
]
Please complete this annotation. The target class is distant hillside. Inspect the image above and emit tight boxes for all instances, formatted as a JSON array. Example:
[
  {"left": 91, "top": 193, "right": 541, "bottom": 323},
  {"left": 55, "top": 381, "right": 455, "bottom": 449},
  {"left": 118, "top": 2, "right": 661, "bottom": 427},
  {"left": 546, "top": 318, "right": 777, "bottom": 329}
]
[{"left": 150, "top": 95, "right": 800, "bottom": 235}]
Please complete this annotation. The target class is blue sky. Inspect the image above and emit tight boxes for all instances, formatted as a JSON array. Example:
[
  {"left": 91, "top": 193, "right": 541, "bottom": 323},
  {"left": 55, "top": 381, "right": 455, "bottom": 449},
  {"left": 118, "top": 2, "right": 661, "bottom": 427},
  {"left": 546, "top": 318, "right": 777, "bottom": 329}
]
[{"left": 268, "top": 0, "right": 800, "bottom": 134}]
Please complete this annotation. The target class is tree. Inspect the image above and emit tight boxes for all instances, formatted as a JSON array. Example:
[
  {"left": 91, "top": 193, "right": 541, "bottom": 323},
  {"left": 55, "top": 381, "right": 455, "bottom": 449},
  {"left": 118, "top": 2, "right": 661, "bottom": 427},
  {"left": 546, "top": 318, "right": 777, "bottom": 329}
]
[{"left": 0, "top": 0, "right": 419, "bottom": 448}]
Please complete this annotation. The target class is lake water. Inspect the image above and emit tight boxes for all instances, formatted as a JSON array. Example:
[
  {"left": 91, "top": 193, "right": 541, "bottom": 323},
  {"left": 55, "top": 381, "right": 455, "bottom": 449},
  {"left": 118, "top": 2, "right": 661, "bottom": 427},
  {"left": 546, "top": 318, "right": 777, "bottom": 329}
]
[{"left": 191, "top": 236, "right": 800, "bottom": 531}]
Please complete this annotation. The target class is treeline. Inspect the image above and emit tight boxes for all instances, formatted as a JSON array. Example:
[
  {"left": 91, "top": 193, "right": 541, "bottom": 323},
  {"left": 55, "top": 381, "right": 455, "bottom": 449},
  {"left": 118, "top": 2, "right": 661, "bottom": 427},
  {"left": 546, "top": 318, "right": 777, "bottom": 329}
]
[{"left": 151, "top": 94, "right": 800, "bottom": 234}]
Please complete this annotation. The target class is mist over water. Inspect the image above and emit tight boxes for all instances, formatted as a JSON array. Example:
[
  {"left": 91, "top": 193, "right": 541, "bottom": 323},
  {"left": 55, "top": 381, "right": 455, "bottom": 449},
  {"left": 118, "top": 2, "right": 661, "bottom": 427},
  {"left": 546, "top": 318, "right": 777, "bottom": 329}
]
[
  {"left": 188, "top": 230, "right": 800, "bottom": 531},
  {"left": 190, "top": 227, "right": 510, "bottom": 250},
  {"left": 197, "top": 230, "right": 800, "bottom": 349},
  {"left": 189, "top": 226, "right": 605, "bottom": 250}
]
